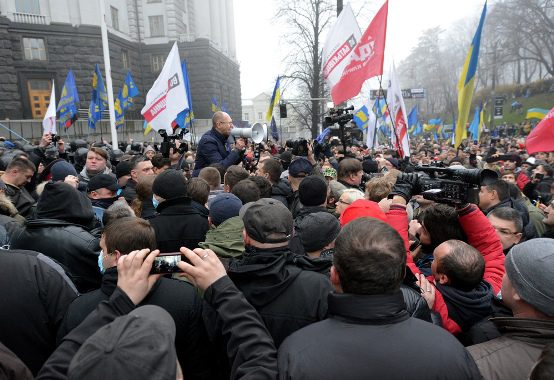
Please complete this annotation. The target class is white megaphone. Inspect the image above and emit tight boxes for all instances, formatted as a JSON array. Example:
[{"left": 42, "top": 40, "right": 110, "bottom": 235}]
[{"left": 231, "top": 122, "right": 267, "bottom": 144}]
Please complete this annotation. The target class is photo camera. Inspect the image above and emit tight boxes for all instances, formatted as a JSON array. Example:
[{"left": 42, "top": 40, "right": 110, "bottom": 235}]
[
  {"left": 159, "top": 129, "right": 188, "bottom": 158},
  {"left": 150, "top": 253, "right": 185, "bottom": 274}
]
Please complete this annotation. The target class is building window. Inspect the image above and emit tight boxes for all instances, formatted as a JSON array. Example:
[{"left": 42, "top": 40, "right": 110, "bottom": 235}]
[
  {"left": 151, "top": 54, "right": 165, "bottom": 72},
  {"left": 23, "top": 37, "right": 46, "bottom": 60},
  {"left": 244, "top": 113, "right": 249, "bottom": 120},
  {"left": 122, "top": 50, "right": 129, "bottom": 69},
  {"left": 111, "top": 6, "right": 119, "bottom": 31},
  {"left": 258, "top": 112, "right": 263, "bottom": 120},
  {"left": 149, "top": 15, "right": 164, "bottom": 37},
  {"left": 16, "top": 0, "right": 40, "bottom": 14},
  {"left": 147, "top": 0, "right": 162, "bottom": 3}
]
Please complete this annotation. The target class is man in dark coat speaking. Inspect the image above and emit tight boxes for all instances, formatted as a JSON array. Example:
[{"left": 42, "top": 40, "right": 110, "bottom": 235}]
[{"left": 193, "top": 111, "right": 245, "bottom": 176}]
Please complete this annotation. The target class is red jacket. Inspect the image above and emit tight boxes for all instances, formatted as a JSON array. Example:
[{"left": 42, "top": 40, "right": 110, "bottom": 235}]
[
  {"left": 516, "top": 171, "right": 530, "bottom": 191},
  {"left": 386, "top": 203, "right": 505, "bottom": 334}
]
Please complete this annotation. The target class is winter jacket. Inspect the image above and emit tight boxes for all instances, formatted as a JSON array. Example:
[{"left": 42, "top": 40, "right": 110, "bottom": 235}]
[
  {"left": 468, "top": 317, "right": 554, "bottom": 380},
  {"left": 388, "top": 203, "right": 505, "bottom": 335},
  {"left": 0, "top": 250, "right": 77, "bottom": 375},
  {"left": 77, "top": 166, "right": 113, "bottom": 192},
  {"left": 278, "top": 290, "right": 481, "bottom": 380},
  {"left": 58, "top": 267, "right": 214, "bottom": 380},
  {"left": 192, "top": 128, "right": 242, "bottom": 177},
  {"left": 288, "top": 191, "right": 302, "bottom": 218},
  {"left": 271, "top": 179, "right": 293, "bottom": 207},
  {"left": 212, "top": 247, "right": 332, "bottom": 348},
  {"left": 4, "top": 182, "right": 35, "bottom": 218},
  {"left": 120, "top": 178, "right": 137, "bottom": 204},
  {"left": 199, "top": 216, "right": 244, "bottom": 258},
  {"left": 149, "top": 196, "right": 209, "bottom": 253},
  {"left": 11, "top": 182, "right": 101, "bottom": 293}
]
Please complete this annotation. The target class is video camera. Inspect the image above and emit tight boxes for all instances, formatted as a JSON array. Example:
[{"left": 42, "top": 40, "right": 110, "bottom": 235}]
[
  {"left": 159, "top": 128, "right": 188, "bottom": 158},
  {"left": 285, "top": 139, "right": 309, "bottom": 156},
  {"left": 325, "top": 105, "right": 354, "bottom": 127},
  {"left": 402, "top": 166, "right": 499, "bottom": 205}
]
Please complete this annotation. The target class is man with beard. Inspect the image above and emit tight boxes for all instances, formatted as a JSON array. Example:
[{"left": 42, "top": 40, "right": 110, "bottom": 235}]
[
  {"left": 192, "top": 111, "right": 245, "bottom": 176},
  {"left": 87, "top": 174, "right": 120, "bottom": 225}
]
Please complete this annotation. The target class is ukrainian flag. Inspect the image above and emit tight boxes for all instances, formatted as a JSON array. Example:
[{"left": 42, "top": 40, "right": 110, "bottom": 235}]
[
  {"left": 211, "top": 96, "right": 220, "bottom": 113},
  {"left": 353, "top": 106, "right": 369, "bottom": 130},
  {"left": 526, "top": 108, "right": 549, "bottom": 120},
  {"left": 266, "top": 76, "right": 281, "bottom": 122},
  {"left": 455, "top": 2, "right": 487, "bottom": 148}
]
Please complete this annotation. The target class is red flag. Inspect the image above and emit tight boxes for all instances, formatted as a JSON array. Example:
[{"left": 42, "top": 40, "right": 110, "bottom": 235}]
[
  {"left": 526, "top": 106, "right": 554, "bottom": 154},
  {"left": 331, "top": 0, "right": 388, "bottom": 105}
]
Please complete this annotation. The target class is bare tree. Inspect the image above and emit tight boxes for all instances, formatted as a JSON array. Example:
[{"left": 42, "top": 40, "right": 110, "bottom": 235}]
[{"left": 276, "top": 0, "right": 334, "bottom": 139}]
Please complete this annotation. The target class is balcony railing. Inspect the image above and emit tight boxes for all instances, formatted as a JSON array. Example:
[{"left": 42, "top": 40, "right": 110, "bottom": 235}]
[{"left": 12, "top": 12, "right": 47, "bottom": 25}]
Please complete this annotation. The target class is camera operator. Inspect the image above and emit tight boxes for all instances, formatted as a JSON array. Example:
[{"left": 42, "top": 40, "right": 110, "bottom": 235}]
[{"left": 192, "top": 111, "right": 245, "bottom": 177}]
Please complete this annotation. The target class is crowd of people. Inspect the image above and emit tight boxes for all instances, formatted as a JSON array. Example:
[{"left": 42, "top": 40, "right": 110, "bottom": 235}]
[{"left": 0, "top": 110, "right": 553, "bottom": 379}]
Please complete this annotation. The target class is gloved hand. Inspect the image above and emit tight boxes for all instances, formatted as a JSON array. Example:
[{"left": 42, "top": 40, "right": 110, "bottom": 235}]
[{"left": 389, "top": 173, "right": 420, "bottom": 202}]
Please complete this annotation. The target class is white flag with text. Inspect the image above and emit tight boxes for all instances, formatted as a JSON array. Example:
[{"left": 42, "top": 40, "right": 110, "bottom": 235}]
[
  {"left": 42, "top": 80, "right": 56, "bottom": 134},
  {"left": 387, "top": 63, "right": 410, "bottom": 158}
]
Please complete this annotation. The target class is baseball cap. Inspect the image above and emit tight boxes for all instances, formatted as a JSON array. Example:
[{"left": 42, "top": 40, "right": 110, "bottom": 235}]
[
  {"left": 288, "top": 157, "right": 313, "bottom": 178},
  {"left": 88, "top": 174, "right": 118, "bottom": 192},
  {"left": 115, "top": 160, "right": 133, "bottom": 179},
  {"left": 241, "top": 198, "right": 293, "bottom": 243},
  {"left": 67, "top": 305, "right": 177, "bottom": 379},
  {"left": 208, "top": 193, "right": 243, "bottom": 226},
  {"left": 298, "top": 212, "right": 341, "bottom": 252}
]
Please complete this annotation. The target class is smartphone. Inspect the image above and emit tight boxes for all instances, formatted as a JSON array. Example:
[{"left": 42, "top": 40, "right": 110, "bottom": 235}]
[{"left": 150, "top": 253, "right": 183, "bottom": 274}]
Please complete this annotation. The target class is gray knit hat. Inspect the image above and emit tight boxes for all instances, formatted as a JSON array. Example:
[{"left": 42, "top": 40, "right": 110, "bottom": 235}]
[
  {"left": 505, "top": 239, "right": 554, "bottom": 316},
  {"left": 297, "top": 212, "right": 341, "bottom": 252}
]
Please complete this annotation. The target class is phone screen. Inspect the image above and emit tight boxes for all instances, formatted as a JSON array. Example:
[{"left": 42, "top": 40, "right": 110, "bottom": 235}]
[{"left": 150, "top": 253, "right": 183, "bottom": 274}]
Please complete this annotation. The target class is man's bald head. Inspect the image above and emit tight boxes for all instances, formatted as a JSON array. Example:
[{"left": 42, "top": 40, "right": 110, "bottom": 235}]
[{"left": 212, "top": 111, "right": 233, "bottom": 137}]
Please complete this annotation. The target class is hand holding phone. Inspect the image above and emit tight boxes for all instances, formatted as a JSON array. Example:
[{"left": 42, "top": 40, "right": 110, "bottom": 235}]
[{"left": 150, "top": 253, "right": 185, "bottom": 274}]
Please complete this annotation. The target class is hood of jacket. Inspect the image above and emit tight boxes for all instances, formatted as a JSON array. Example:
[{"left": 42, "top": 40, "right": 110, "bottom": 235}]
[
  {"left": 199, "top": 216, "right": 244, "bottom": 258},
  {"left": 294, "top": 205, "right": 329, "bottom": 227},
  {"left": 36, "top": 182, "right": 95, "bottom": 227},
  {"left": 291, "top": 254, "right": 332, "bottom": 275},
  {"left": 272, "top": 180, "right": 293, "bottom": 198},
  {"left": 436, "top": 280, "right": 494, "bottom": 330},
  {"left": 227, "top": 247, "right": 302, "bottom": 308},
  {"left": 0, "top": 192, "right": 19, "bottom": 217}
]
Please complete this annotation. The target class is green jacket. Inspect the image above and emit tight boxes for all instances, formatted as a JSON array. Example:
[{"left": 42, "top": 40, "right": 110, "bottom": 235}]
[{"left": 199, "top": 216, "right": 244, "bottom": 258}]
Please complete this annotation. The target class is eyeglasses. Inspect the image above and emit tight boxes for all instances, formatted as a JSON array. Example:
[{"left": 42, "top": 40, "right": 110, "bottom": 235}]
[
  {"left": 219, "top": 121, "right": 233, "bottom": 126},
  {"left": 338, "top": 199, "right": 351, "bottom": 205}
]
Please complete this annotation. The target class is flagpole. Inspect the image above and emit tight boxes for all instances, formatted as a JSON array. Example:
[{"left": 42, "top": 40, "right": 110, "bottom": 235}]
[
  {"left": 377, "top": 76, "right": 402, "bottom": 157},
  {"left": 99, "top": 0, "right": 118, "bottom": 148}
]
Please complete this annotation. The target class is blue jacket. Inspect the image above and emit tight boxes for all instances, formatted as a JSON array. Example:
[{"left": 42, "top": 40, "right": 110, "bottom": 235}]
[{"left": 193, "top": 128, "right": 241, "bottom": 176}]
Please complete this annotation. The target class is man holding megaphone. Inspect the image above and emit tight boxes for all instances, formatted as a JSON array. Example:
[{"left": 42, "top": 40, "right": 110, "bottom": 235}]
[{"left": 193, "top": 111, "right": 246, "bottom": 177}]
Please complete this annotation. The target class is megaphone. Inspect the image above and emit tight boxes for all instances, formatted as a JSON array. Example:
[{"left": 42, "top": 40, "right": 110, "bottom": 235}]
[{"left": 231, "top": 122, "right": 267, "bottom": 144}]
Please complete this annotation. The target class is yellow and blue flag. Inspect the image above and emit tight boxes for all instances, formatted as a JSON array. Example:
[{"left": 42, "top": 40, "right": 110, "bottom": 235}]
[
  {"left": 316, "top": 127, "right": 331, "bottom": 144},
  {"left": 173, "top": 60, "right": 194, "bottom": 130},
  {"left": 270, "top": 115, "right": 279, "bottom": 141},
  {"left": 407, "top": 106, "right": 418, "bottom": 134},
  {"left": 455, "top": 1, "right": 487, "bottom": 147},
  {"left": 526, "top": 108, "right": 549, "bottom": 120},
  {"left": 266, "top": 76, "right": 281, "bottom": 122},
  {"left": 353, "top": 106, "right": 369, "bottom": 130},
  {"left": 468, "top": 105, "right": 481, "bottom": 141},
  {"left": 57, "top": 70, "right": 80, "bottom": 129},
  {"left": 211, "top": 96, "right": 220, "bottom": 113},
  {"left": 88, "top": 64, "right": 108, "bottom": 129},
  {"left": 115, "top": 72, "right": 140, "bottom": 129}
]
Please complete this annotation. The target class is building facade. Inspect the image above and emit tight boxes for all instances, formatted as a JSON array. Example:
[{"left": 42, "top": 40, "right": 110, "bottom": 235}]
[
  {"left": 242, "top": 92, "right": 311, "bottom": 142},
  {"left": 0, "top": 0, "right": 241, "bottom": 124}
]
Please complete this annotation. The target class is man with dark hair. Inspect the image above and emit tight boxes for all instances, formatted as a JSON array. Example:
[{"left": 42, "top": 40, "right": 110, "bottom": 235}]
[
  {"left": 121, "top": 155, "right": 154, "bottom": 204},
  {"left": 231, "top": 179, "right": 261, "bottom": 204},
  {"left": 287, "top": 157, "right": 313, "bottom": 217},
  {"left": 57, "top": 217, "right": 214, "bottom": 379},
  {"left": 150, "top": 154, "right": 171, "bottom": 175},
  {"left": 487, "top": 207, "right": 523, "bottom": 254},
  {"left": 193, "top": 111, "right": 246, "bottom": 176},
  {"left": 187, "top": 177, "right": 210, "bottom": 207},
  {"left": 149, "top": 169, "right": 209, "bottom": 252},
  {"left": 257, "top": 158, "right": 292, "bottom": 206},
  {"left": 223, "top": 165, "right": 249, "bottom": 192},
  {"left": 1, "top": 157, "right": 36, "bottom": 218},
  {"left": 278, "top": 218, "right": 481, "bottom": 379},
  {"left": 248, "top": 176, "right": 273, "bottom": 198},
  {"left": 468, "top": 239, "right": 554, "bottom": 379},
  {"left": 206, "top": 198, "right": 331, "bottom": 347},
  {"left": 337, "top": 158, "right": 363, "bottom": 190}
]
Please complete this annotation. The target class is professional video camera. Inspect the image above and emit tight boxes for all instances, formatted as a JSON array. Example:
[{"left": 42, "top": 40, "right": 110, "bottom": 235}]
[
  {"left": 324, "top": 105, "right": 355, "bottom": 127},
  {"left": 159, "top": 128, "right": 188, "bottom": 158},
  {"left": 403, "top": 166, "right": 499, "bottom": 205},
  {"left": 285, "top": 139, "right": 309, "bottom": 156}
]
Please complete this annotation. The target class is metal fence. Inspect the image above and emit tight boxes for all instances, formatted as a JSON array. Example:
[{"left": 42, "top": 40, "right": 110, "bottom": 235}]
[{"left": 0, "top": 119, "right": 212, "bottom": 145}]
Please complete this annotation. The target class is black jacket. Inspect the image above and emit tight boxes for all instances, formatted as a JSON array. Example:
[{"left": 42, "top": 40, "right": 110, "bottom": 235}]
[
  {"left": 0, "top": 250, "right": 77, "bottom": 375},
  {"left": 288, "top": 205, "right": 329, "bottom": 255},
  {"left": 120, "top": 178, "right": 137, "bottom": 204},
  {"left": 192, "top": 128, "right": 242, "bottom": 177},
  {"left": 271, "top": 179, "right": 293, "bottom": 207},
  {"left": 149, "top": 196, "right": 209, "bottom": 253},
  {"left": 222, "top": 247, "right": 332, "bottom": 347},
  {"left": 278, "top": 291, "right": 481, "bottom": 380},
  {"left": 11, "top": 182, "right": 101, "bottom": 293},
  {"left": 4, "top": 183, "right": 35, "bottom": 218},
  {"left": 58, "top": 267, "right": 214, "bottom": 379}
]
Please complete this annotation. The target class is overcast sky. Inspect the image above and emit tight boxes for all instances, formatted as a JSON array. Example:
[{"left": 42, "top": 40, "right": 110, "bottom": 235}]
[{"left": 234, "top": 0, "right": 491, "bottom": 102}]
